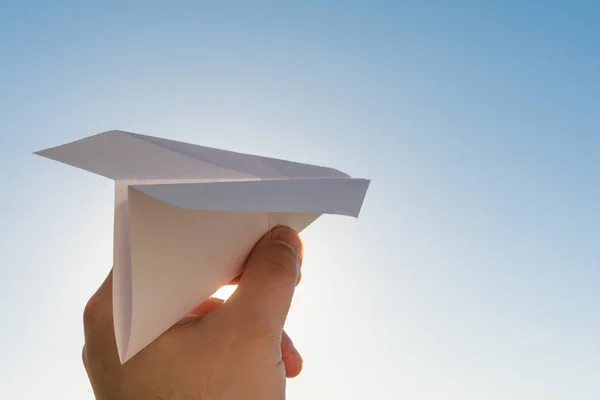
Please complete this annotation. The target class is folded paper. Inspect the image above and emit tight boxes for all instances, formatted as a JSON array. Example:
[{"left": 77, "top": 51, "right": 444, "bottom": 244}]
[{"left": 35, "top": 130, "right": 370, "bottom": 363}]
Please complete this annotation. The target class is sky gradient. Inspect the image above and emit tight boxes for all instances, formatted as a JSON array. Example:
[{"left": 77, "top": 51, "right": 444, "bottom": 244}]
[{"left": 1, "top": 1, "right": 599, "bottom": 399}]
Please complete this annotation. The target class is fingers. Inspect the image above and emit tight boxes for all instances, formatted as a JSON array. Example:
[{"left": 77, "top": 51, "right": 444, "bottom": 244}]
[
  {"left": 82, "top": 269, "right": 120, "bottom": 370},
  {"left": 281, "top": 330, "right": 303, "bottom": 378},
  {"left": 189, "top": 297, "right": 224, "bottom": 316},
  {"left": 188, "top": 294, "right": 304, "bottom": 378},
  {"left": 83, "top": 269, "right": 114, "bottom": 340},
  {"left": 228, "top": 226, "right": 303, "bottom": 332},
  {"left": 228, "top": 270, "right": 302, "bottom": 286}
]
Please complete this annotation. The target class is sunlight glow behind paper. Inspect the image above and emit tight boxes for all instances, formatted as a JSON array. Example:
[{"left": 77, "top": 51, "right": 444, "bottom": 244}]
[{"left": 35, "top": 130, "right": 370, "bottom": 363}]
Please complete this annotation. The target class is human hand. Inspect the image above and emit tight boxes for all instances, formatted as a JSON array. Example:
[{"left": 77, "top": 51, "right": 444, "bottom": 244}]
[{"left": 82, "top": 226, "right": 304, "bottom": 399}]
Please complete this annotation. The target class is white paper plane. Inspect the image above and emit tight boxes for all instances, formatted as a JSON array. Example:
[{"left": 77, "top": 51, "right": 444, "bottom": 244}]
[{"left": 35, "top": 130, "right": 370, "bottom": 363}]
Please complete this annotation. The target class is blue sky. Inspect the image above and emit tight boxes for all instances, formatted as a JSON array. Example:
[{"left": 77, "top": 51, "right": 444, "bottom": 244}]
[{"left": 1, "top": 1, "right": 598, "bottom": 399}]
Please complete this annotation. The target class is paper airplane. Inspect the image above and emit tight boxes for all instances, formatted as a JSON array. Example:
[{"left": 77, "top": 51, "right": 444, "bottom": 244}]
[{"left": 35, "top": 130, "right": 370, "bottom": 363}]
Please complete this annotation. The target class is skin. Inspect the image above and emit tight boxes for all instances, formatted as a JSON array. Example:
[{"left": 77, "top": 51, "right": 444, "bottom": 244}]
[{"left": 83, "top": 226, "right": 304, "bottom": 400}]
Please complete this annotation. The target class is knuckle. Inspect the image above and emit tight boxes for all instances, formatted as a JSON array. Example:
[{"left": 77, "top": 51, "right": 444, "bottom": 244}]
[
  {"left": 81, "top": 345, "right": 93, "bottom": 373},
  {"left": 233, "top": 306, "right": 283, "bottom": 341},
  {"left": 234, "top": 318, "right": 281, "bottom": 351},
  {"left": 257, "top": 241, "right": 299, "bottom": 281},
  {"left": 81, "top": 346, "right": 87, "bottom": 368},
  {"left": 82, "top": 294, "right": 103, "bottom": 328}
]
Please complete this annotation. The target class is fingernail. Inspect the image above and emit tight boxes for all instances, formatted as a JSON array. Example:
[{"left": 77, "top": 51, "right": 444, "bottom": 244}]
[{"left": 271, "top": 226, "right": 303, "bottom": 258}]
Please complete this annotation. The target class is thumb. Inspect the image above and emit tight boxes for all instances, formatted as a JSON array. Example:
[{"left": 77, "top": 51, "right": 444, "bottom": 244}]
[{"left": 228, "top": 226, "right": 303, "bottom": 331}]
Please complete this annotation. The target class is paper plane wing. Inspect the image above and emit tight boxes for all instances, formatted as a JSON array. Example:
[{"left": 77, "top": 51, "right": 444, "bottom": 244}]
[{"left": 34, "top": 130, "right": 349, "bottom": 180}]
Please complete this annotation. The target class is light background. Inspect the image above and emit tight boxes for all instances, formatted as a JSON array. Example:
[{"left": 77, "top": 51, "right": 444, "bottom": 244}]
[{"left": 1, "top": 1, "right": 598, "bottom": 399}]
